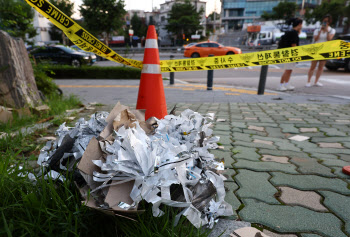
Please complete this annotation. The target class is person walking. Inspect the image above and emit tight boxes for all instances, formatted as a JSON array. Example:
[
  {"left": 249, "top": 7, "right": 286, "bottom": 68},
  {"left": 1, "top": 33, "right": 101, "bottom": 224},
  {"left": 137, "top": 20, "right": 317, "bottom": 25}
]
[
  {"left": 306, "top": 15, "right": 335, "bottom": 87},
  {"left": 277, "top": 18, "right": 303, "bottom": 91}
]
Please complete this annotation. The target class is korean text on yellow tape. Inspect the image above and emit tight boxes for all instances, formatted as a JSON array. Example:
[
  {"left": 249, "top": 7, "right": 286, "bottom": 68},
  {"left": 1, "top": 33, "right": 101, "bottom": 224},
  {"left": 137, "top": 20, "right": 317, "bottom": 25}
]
[{"left": 159, "top": 40, "right": 350, "bottom": 72}]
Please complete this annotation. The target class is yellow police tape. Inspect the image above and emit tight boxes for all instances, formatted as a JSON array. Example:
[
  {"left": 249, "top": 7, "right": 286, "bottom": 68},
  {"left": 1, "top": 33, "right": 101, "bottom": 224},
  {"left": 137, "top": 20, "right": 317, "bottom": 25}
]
[
  {"left": 24, "top": 0, "right": 142, "bottom": 69},
  {"left": 161, "top": 40, "right": 350, "bottom": 72},
  {"left": 26, "top": 0, "right": 350, "bottom": 73}
]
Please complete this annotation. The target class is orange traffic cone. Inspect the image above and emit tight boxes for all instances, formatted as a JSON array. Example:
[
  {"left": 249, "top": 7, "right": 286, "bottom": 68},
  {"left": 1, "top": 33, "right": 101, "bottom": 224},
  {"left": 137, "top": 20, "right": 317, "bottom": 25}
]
[{"left": 136, "top": 25, "right": 167, "bottom": 120}]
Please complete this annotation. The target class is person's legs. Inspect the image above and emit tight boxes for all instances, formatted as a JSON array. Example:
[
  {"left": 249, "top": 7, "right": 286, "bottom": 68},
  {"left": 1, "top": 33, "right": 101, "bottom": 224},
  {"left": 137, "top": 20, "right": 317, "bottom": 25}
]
[
  {"left": 281, "top": 70, "right": 292, "bottom": 83},
  {"left": 315, "top": 60, "right": 326, "bottom": 85},
  {"left": 307, "top": 61, "right": 318, "bottom": 83},
  {"left": 279, "top": 70, "right": 293, "bottom": 91}
]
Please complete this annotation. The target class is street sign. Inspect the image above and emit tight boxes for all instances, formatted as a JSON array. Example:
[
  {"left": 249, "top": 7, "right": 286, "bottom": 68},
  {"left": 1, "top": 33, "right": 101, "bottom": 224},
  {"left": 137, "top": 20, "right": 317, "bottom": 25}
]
[{"left": 129, "top": 29, "right": 134, "bottom": 36}]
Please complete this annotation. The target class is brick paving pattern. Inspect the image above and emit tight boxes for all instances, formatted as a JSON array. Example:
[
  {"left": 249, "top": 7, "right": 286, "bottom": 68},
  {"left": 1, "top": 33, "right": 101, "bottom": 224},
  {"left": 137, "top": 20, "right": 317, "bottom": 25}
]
[{"left": 172, "top": 103, "right": 350, "bottom": 236}]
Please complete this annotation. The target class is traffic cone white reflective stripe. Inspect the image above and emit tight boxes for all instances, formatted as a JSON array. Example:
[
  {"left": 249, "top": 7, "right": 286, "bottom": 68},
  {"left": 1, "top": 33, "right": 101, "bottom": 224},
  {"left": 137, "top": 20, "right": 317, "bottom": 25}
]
[
  {"left": 145, "top": 39, "right": 158, "bottom": 48},
  {"left": 141, "top": 64, "right": 161, "bottom": 74}
]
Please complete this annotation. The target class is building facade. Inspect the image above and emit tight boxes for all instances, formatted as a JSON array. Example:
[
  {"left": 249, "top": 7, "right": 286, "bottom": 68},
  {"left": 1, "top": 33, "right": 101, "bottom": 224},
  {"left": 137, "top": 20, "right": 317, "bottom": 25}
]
[
  {"left": 158, "top": 0, "right": 207, "bottom": 45},
  {"left": 31, "top": 11, "right": 51, "bottom": 45},
  {"left": 221, "top": 0, "right": 322, "bottom": 32}
]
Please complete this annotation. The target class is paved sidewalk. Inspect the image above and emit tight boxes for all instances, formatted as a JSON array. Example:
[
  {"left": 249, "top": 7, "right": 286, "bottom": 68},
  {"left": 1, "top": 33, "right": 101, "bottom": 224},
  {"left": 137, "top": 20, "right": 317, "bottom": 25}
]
[
  {"left": 63, "top": 80, "right": 350, "bottom": 236},
  {"left": 170, "top": 103, "right": 350, "bottom": 237}
]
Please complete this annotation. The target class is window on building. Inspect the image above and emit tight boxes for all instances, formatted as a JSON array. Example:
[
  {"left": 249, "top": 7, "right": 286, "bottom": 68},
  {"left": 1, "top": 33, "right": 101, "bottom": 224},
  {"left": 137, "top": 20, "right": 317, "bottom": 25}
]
[
  {"left": 229, "top": 9, "right": 244, "bottom": 17},
  {"left": 245, "top": 11, "right": 256, "bottom": 16}
]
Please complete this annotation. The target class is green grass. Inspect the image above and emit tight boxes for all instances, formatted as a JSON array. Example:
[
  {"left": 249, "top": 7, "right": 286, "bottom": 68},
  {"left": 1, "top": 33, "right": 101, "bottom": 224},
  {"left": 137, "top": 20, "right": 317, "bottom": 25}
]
[
  {"left": 43, "top": 65, "right": 141, "bottom": 79},
  {"left": 0, "top": 94, "right": 81, "bottom": 133},
  {"left": 0, "top": 94, "right": 212, "bottom": 237},
  {"left": 0, "top": 152, "right": 211, "bottom": 236},
  {"left": 0, "top": 94, "right": 81, "bottom": 160},
  {"left": 120, "top": 204, "right": 211, "bottom": 237}
]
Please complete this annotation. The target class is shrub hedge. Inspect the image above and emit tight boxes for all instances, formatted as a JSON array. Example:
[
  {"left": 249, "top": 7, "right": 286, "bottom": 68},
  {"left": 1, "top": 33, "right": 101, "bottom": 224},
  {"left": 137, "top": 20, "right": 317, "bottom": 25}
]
[
  {"left": 45, "top": 65, "right": 141, "bottom": 79},
  {"left": 33, "top": 64, "right": 60, "bottom": 96}
]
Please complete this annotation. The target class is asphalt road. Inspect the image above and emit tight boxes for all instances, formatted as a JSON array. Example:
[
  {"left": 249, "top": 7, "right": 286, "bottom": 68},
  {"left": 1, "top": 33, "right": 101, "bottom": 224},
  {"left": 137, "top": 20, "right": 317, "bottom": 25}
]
[{"left": 95, "top": 53, "right": 350, "bottom": 97}]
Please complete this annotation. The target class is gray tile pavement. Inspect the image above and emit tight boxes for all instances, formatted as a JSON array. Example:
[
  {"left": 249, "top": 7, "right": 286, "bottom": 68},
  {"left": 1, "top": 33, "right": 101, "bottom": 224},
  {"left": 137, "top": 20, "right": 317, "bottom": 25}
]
[
  {"left": 171, "top": 102, "right": 350, "bottom": 236},
  {"left": 69, "top": 82, "right": 350, "bottom": 236}
]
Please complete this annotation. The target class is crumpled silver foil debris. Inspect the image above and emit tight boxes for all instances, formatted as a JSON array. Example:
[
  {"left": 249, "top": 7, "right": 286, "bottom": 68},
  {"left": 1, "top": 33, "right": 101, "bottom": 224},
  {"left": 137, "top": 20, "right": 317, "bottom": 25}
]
[
  {"left": 37, "top": 111, "right": 109, "bottom": 171},
  {"left": 35, "top": 107, "right": 233, "bottom": 228},
  {"left": 91, "top": 109, "right": 233, "bottom": 228}
]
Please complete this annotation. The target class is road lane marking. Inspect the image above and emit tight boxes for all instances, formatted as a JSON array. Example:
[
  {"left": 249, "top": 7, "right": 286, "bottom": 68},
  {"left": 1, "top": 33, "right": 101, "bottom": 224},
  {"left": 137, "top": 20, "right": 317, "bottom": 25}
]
[
  {"left": 59, "top": 84, "right": 277, "bottom": 95},
  {"left": 225, "top": 93, "right": 241, "bottom": 95}
]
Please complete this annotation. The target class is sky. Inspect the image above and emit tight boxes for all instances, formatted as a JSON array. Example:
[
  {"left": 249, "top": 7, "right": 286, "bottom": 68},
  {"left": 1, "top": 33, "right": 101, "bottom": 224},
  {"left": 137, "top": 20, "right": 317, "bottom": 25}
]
[{"left": 72, "top": 0, "right": 221, "bottom": 18}]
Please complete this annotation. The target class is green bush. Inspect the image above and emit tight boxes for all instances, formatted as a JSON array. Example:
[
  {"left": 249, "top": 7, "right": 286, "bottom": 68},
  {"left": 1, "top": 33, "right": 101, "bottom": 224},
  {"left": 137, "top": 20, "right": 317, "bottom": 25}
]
[
  {"left": 33, "top": 64, "right": 60, "bottom": 96},
  {"left": 45, "top": 65, "right": 141, "bottom": 79}
]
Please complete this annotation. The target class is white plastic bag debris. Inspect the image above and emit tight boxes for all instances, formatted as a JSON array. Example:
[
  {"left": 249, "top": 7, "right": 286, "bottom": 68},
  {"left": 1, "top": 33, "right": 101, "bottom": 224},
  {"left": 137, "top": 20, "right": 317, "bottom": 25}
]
[{"left": 288, "top": 135, "right": 309, "bottom": 141}]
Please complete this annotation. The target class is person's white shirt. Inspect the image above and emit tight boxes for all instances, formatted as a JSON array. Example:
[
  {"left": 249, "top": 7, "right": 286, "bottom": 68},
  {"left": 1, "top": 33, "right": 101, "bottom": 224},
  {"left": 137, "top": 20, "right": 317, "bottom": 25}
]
[{"left": 313, "top": 26, "right": 336, "bottom": 43}]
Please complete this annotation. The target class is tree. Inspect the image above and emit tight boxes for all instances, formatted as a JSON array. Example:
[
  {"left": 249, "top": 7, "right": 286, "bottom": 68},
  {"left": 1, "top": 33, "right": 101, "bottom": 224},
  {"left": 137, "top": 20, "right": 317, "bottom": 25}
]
[
  {"left": 0, "top": 0, "right": 37, "bottom": 44},
  {"left": 208, "top": 11, "right": 220, "bottom": 21},
  {"left": 48, "top": 0, "right": 74, "bottom": 45},
  {"left": 131, "top": 13, "right": 147, "bottom": 37},
  {"left": 261, "top": 1, "right": 297, "bottom": 20},
  {"left": 166, "top": 0, "right": 204, "bottom": 40},
  {"left": 304, "top": 0, "right": 345, "bottom": 28},
  {"left": 80, "top": 0, "right": 127, "bottom": 46}
]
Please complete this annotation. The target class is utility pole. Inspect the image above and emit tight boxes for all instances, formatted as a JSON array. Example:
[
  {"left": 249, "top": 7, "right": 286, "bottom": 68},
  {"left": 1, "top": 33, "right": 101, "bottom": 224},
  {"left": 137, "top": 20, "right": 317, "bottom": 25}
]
[
  {"left": 301, "top": 0, "right": 305, "bottom": 18},
  {"left": 302, "top": 0, "right": 305, "bottom": 11},
  {"left": 214, "top": 0, "right": 217, "bottom": 34}
]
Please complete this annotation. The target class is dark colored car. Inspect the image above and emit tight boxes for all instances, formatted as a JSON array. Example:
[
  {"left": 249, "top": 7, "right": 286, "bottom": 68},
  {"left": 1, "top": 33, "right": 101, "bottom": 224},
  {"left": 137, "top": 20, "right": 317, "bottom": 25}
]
[
  {"left": 70, "top": 45, "right": 97, "bottom": 63},
  {"left": 31, "top": 45, "right": 93, "bottom": 67},
  {"left": 325, "top": 36, "right": 350, "bottom": 72}
]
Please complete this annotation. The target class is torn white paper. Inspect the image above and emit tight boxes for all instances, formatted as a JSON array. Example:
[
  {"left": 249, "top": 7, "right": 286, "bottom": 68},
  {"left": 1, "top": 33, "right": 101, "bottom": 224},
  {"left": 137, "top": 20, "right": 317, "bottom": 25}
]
[{"left": 288, "top": 135, "right": 310, "bottom": 141}]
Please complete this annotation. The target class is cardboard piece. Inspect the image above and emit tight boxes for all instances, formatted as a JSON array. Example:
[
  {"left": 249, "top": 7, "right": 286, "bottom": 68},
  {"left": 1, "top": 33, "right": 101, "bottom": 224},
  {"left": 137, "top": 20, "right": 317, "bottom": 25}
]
[
  {"left": 34, "top": 104, "right": 50, "bottom": 111},
  {"left": 113, "top": 109, "right": 137, "bottom": 131},
  {"left": 104, "top": 180, "right": 139, "bottom": 212},
  {"left": 37, "top": 136, "right": 57, "bottom": 142},
  {"left": 77, "top": 137, "right": 103, "bottom": 176},
  {"left": 66, "top": 108, "right": 84, "bottom": 113},
  {"left": 0, "top": 106, "right": 13, "bottom": 123},
  {"left": 32, "top": 104, "right": 50, "bottom": 116},
  {"left": 77, "top": 102, "right": 149, "bottom": 216},
  {"left": 100, "top": 102, "right": 129, "bottom": 139}
]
